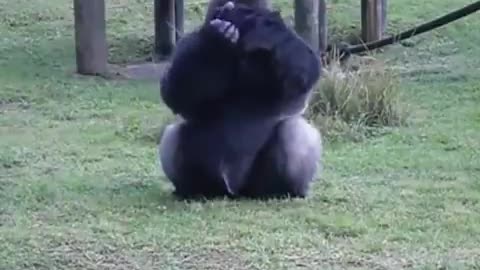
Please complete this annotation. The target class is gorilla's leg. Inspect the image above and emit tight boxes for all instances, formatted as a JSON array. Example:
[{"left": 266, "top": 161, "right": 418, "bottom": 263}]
[
  {"left": 240, "top": 116, "right": 322, "bottom": 199},
  {"left": 158, "top": 120, "right": 232, "bottom": 199},
  {"left": 158, "top": 121, "right": 183, "bottom": 185}
]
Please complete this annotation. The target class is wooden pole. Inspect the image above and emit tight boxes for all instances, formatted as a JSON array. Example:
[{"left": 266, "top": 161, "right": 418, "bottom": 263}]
[
  {"left": 361, "top": 0, "right": 387, "bottom": 42},
  {"left": 154, "top": 0, "right": 175, "bottom": 61},
  {"left": 175, "top": 0, "right": 184, "bottom": 41},
  {"left": 318, "top": 0, "right": 328, "bottom": 53},
  {"left": 73, "top": 0, "right": 108, "bottom": 76},
  {"left": 294, "top": 0, "right": 319, "bottom": 51},
  {"left": 381, "top": 0, "right": 388, "bottom": 34}
]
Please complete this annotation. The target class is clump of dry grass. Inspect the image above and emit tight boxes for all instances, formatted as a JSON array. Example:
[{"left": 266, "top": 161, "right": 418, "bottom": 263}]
[{"left": 306, "top": 54, "right": 410, "bottom": 141}]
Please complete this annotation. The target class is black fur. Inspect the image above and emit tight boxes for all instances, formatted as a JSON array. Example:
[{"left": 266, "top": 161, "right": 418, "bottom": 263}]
[{"left": 159, "top": 3, "right": 322, "bottom": 200}]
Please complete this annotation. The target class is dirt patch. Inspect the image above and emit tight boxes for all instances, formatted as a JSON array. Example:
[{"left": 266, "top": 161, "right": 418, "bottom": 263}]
[
  {"left": 107, "top": 62, "right": 170, "bottom": 81},
  {"left": 10, "top": 232, "right": 256, "bottom": 270},
  {"left": 0, "top": 101, "right": 30, "bottom": 113},
  {"left": 281, "top": 246, "right": 480, "bottom": 270},
  {"left": 163, "top": 247, "right": 256, "bottom": 270}
]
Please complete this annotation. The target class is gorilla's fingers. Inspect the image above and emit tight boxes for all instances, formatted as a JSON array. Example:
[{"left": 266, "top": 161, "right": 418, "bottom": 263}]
[
  {"left": 224, "top": 25, "right": 238, "bottom": 43},
  {"left": 231, "top": 28, "right": 240, "bottom": 43},
  {"left": 222, "top": 1, "right": 235, "bottom": 10},
  {"left": 210, "top": 19, "right": 238, "bottom": 43},
  {"left": 209, "top": 19, "right": 227, "bottom": 34},
  {"left": 210, "top": 19, "right": 229, "bottom": 32},
  {"left": 209, "top": 18, "right": 222, "bottom": 27},
  {"left": 219, "top": 21, "right": 233, "bottom": 33},
  {"left": 214, "top": 1, "right": 235, "bottom": 19}
]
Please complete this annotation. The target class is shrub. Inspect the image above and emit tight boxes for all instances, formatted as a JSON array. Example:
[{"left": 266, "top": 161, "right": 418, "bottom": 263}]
[{"left": 306, "top": 55, "right": 410, "bottom": 142}]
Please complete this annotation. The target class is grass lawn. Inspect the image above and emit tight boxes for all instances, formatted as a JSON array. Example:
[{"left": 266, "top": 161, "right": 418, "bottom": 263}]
[{"left": 1, "top": 0, "right": 480, "bottom": 269}]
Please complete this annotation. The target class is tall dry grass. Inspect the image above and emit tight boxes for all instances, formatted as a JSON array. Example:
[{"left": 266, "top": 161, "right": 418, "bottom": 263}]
[{"left": 306, "top": 55, "right": 410, "bottom": 141}]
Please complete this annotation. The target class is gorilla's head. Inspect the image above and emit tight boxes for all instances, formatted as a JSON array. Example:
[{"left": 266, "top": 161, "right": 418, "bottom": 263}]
[
  {"left": 206, "top": 1, "right": 285, "bottom": 53},
  {"left": 205, "top": 0, "right": 271, "bottom": 22},
  {"left": 235, "top": 0, "right": 271, "bottom": 9}
]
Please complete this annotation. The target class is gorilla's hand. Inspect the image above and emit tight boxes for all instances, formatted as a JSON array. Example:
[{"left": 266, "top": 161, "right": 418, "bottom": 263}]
[
  {"left": 210, "top": 19, "right": 240, "bottom": 44},
  {"left": 208, "top": 1, "right": 240, "bottom": 44}
]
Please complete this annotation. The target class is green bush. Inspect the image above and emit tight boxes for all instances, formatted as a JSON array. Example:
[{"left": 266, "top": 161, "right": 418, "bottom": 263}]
[{"left": 306, "top": 56, "right": 410, "bottom": 141}]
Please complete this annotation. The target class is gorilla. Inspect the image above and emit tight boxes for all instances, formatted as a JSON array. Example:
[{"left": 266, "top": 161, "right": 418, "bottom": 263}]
[
  {"left": 158, "top": 1, "right": 323, "bottom": 200},
  {"left": 205, "top": 0, "right": 272, "bottom": 22}
]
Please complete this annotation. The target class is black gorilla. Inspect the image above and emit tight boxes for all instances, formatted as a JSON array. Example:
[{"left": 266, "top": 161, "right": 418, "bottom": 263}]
[{"left": 158, "top": 1, "right": 322, "bottom": 199}]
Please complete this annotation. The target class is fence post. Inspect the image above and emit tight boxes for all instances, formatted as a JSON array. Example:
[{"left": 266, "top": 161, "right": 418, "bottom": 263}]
[
  {"left": 294, "top": 0, "right": 319, "bottom": 51},
  {"left": 381, "top": 0, "right": 388, "bottom": 34},
  {"left": 318, "top": 0, "right": 328, "bottom": 53},
  {"left": 154, "top": 0, "right": 175, "bottom": 61},
  {"left": 73, "top": 0, "right": 108, "bottom": 75},
  {"left": 175, "top": 0, "right": 184, "bottom": 41},
  {"left": 361, "top": 0, "right": 387, "bottom": 42}
]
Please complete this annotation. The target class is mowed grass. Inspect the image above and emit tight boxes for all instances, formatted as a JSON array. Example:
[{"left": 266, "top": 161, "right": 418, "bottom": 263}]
[{"left": 1, "top": 0, "right": 480, "bottom": 269}]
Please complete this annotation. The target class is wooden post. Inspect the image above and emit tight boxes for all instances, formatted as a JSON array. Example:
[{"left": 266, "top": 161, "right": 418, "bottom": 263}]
[
  {"left": 294, "top": 0, "right": 319, "bottom": 51},
  {"left": 381, "top": 0, "right": 388, "bottom": 34},
  {"left": 318, "top": 0, "right": 328, "bottom": 53},
  {"left": 73, "top": 0, "right": 108, "bottom": 76},
  {"left": 154, "top": 0, "right": 175, "bottom": 61},
  {"left": 175, "top": 0, "right": 184, "bottom": 41},
  {"left": 361, "top": 0, "right": 387, "bottom": 42}
]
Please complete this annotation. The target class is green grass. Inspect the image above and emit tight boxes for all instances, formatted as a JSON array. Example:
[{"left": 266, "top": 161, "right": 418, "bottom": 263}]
[{"left": 1, "top": 0, "right": 480, "bottom": 269}]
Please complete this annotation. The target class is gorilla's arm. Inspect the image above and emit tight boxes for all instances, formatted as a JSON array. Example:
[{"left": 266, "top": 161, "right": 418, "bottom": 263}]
[
  {"left": 160, "top": 24, "right": 238, "bottom": 119},
  {"left": 247, "top": 12, "right": 321, "bottom": 100},
  {"left": 271, "top": 27, "right": 321, "bottom": 100},
  {"left": 224, "top": 7, "right": 321, "bottom": 100}
]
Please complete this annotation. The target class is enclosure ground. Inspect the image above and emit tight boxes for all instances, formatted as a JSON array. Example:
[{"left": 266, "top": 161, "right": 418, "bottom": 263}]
[
  {"left": 111, "top": 62, "right": 170, "bottom": 81},
  {"left": 1, "top": 0, "right": 480, "bottom": 269}
]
